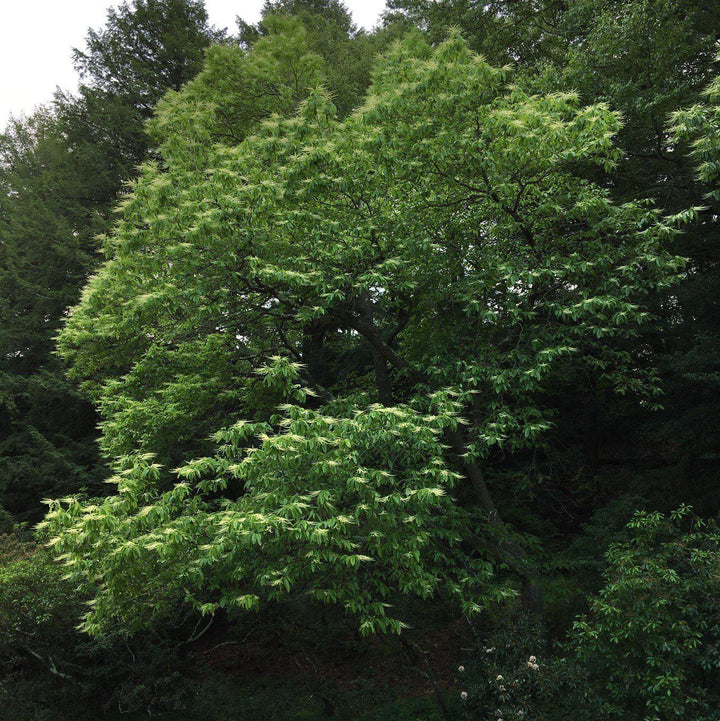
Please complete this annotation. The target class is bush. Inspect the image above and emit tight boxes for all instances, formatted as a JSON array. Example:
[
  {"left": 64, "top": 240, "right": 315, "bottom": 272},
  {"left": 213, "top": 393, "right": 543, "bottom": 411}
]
[
  {"left": 0, "top": 535, "right": 196, "bottom": 719},
  {"left": 453, "top": 609, "right": 601, "bottom": 720},
  {"left": 572, "top": 505, "right": 720, "bottom": 720}
]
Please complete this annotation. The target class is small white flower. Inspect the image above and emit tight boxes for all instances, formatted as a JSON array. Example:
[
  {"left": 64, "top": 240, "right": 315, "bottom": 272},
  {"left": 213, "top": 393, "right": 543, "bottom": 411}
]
[
  {"left": 528, "top": 655, "right": 537, "bottom": 664},
  {"left": 458, "top": 665, "right": 465, "bottom": 673},
  {"left": 496, "top": 675, "right": 504, "bottom": 682},
  {"left": 485, "top": 646, "right": 496, "bottom": 653},
  {"left": 499, "top": 685, "right": 506, "bottom": 692},
  {"left": 460, "top": 691, "right": 468, "bottom": 701}
]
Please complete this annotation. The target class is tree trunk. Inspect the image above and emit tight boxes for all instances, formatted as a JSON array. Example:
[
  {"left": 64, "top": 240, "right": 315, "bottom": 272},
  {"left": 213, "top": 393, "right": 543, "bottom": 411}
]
[{"left": 447, "top": 428, "right": 543, "bottom": 615}]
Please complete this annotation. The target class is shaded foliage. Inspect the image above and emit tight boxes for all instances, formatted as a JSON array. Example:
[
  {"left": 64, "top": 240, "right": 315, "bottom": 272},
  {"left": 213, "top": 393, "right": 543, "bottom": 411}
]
[{"left": 0, "top": 0, "right": 219, "bottom": 520}]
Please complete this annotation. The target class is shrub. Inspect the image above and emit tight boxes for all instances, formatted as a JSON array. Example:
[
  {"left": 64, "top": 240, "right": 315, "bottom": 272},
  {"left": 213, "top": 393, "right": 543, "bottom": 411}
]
[
  {"left": 454, "top": 609, "right": 601, "bottom": 720},
  {"left": 573, "top": 505, "right": 720, "bottom": 720},
  {"left": 0, "top": 535, "right": 196, "bottom": 719}
]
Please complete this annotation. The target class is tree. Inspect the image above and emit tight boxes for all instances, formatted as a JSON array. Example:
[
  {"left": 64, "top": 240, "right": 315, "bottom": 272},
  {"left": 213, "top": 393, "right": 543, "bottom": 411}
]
[
  {"left": 49, "top": 34, "right": 681, "bottom": 635},
  {"left": 74, "top": 0, "right": 222, "bottom": 113},
  {"left": 0, "top": 0, "right": 220, "bottom": 520},
  {"left": 58, "top": 0, "right": 225, "bottom": 186},
  {"left": 558, "top": 0, "right": 720, "bottom": 514},
  {"left": 239, "top": 0, "right": 388, "bottom": 117},
  {"left": 384, "top": 0, "right": 567, "bottom": 67},
  {"left": 390, "top": 0, "right": 720, "bottom": 519},
  {"left": 0, "top": 110, "right": 109, "bottom": 517},
  {"left": 661, "top": 62, "right": 720, "bottom": 512}
]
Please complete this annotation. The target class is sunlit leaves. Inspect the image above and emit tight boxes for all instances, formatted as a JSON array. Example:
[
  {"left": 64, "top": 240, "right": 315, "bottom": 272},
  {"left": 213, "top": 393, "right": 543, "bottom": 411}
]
[
  {"left": 51, "top": 32, "right": 681, "bottom": 636},
  {"left": 44, "top": 370, "right": 502, "bottom": 635}
]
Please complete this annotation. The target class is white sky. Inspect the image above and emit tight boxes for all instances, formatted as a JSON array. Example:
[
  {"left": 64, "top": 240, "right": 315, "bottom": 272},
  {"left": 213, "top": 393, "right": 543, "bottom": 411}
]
[{"left": 0, "top": 0, "right": 388, "bottom": 124}]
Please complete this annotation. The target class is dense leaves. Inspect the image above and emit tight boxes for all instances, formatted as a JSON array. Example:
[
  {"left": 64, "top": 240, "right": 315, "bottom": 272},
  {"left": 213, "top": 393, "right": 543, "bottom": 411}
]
[
  {"left": 51, "top": 33, "right": 681, "bottom": 634},
  {"left": 573, "top": 507, "right": 720, "bottom": 719},
  {"left": 1, "top": 2, "right": 720, "bottom": 718},
  {"left": 44, "top": 364, "right": 502, "bottom": 635},
  {"left": 0, "top": 0, "right": 218, "bottom": 519},
  {"left": 0, "top": 109, "right": 109, "bottom": 517}
]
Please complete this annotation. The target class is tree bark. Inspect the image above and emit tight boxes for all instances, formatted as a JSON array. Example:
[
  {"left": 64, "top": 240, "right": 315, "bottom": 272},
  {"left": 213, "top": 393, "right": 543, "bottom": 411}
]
[
  {"left": 356, "top": 291, "right": 395, "bottom": 405},
  {"left": 447, "top": 428, "right": 543, "bottom": 615}
]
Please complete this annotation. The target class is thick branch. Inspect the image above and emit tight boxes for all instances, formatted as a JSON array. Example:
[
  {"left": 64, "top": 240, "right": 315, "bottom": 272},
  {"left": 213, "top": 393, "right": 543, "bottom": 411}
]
[
  {"left": 342, "top": 310, "right": 412, "bottom": 374},
  {"left": 446, "top": 428, "right": 500, "bottom": 523},
  {"left": 447, "top": 426, "right": 543, "bottom": 613},
  {"left": 357, "top": 291, "right": 395, "bottom": 405}
]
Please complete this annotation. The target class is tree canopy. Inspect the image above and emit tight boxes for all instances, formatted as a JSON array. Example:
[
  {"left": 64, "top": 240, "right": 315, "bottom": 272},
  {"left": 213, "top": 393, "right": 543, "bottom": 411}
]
[
  {"left": 2, "top": 2, "right": 720, "bottom": 718},
  {"left": 49, "top": 32, "right": 681, "bottom": 635}
]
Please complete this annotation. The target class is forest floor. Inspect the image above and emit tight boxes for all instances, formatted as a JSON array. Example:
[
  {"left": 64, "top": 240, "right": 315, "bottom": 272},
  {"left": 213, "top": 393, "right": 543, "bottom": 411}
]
[{"left": 117, "top": 611, "right": 468, "bottom": 720}]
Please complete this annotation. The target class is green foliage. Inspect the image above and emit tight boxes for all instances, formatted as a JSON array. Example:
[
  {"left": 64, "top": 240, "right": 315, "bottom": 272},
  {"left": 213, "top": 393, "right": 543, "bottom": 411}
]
[
  {"left": 453, "top": 610, "right": 600, "bottom": 720},
  {"left": 0, "top": 0, "right": 219, "bottom": 521},
  {"left": 0, "top": 110, "right": 104, "bottom": 370},
  {"left": 0, "top": 534, "right": 200, "bottom": 718},
  {"left": 564, "top": 0, "right": 718, "bottom": 141},
  {"left": 0, "top": 537, "right": 104, "bottom": 719},
  {"left": 50, "top": 33, "right": 682, "bottom": 639},
  {"left": 149, "top": 16, "right": 325, "bottom": 163},
  {"left": 240, "top": 0, "right": 386, "bottom": 117},
  {"left": 0, "top": 543, "right": 82, "bottom": 677},
  {"left": 573, "top": 506, "right": 720, "bottom": 720},
  {"left": 540, "top": 495, "right": 645, "bottom": 632},
  {"left": 455, "top": 506, "right": 720, "bottom": 721},
  {"left": 57, "top": 23, "right": 327, "bottom": 466},
  {"left": 0, "top": 108, "right": 109, "bottom": 518},
  {"left": 385, "top": 0, "right": 567, "bottom": 67},
  {"left": 390, "top": 0, "right": 720, "bottom": 524},
  {"left": 73, "top": 0, "right": 223, "bottom": 112},
  {"left": 671, "top": 59, "right": 720, "bottom": 202},
  {"left": 59, "top": 32, "right": 681, "bottom": 467},
  {"left": 43, "top": 362, "right": 503, "bottom": 635},
  {"left": 3, "top": 2, "right": 720, "bottom": 717}
]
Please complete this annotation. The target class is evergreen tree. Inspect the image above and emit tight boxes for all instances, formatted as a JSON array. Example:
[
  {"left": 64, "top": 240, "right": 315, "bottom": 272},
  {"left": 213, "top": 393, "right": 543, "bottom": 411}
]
[
  {"left": 558, "top": 0, "right": 720, "bottom": 512},
  {"left": 0, "top": 109, "right": 112, "bottom": 518},
  {"left": 0, "top": 0, "right": 219, "bottom": 520}
]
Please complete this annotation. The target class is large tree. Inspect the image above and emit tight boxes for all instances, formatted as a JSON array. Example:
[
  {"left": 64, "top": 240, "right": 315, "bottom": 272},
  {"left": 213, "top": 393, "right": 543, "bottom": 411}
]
[
  {"left": 238, "top": 0, "right": 392, "bottom": 117},
  {"left": 386, "top": 0, "right": 720, "bottom": 518},
  {"left": 558, "top": 0, "right": 720, "bottom": 511},
  {"left": 0, "top": 111, "right": 107, "bottom": 516},
  {"left": 49, "top": 34, "right": 680, "bottom": 635}
]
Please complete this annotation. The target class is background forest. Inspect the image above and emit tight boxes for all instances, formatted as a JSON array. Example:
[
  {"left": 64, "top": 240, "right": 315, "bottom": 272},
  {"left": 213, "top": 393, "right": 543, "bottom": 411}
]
[{"left": 1, "top": 1, "right": 719, "bottom": 719}]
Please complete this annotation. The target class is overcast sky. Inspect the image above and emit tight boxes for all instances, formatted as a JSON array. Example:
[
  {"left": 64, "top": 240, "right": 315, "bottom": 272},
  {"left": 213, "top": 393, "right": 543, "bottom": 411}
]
[{"left": 0, "top": 0, "right": 388, "bottom": 125}]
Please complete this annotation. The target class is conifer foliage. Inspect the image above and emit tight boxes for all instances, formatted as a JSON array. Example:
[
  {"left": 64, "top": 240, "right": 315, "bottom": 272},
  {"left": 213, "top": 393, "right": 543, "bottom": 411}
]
[{"left": 0, "top": 0, "right": 219, "bottom": 519}]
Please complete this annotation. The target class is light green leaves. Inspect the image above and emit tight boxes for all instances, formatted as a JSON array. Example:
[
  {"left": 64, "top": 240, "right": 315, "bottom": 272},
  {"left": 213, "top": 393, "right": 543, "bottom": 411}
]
[
  {"left": 44, "top": 394, "right": 500, "bottom": 635},
  {"left": 51, "top": 32, "right": 680, "bottom": 636}
]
